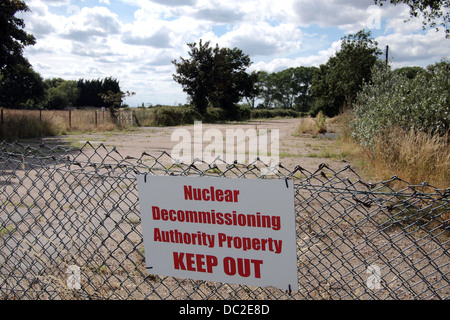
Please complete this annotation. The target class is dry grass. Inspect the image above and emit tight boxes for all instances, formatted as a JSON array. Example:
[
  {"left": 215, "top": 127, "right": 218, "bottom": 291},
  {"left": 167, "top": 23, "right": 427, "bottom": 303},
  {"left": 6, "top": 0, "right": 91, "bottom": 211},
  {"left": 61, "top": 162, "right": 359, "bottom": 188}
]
[
  {"left": 371, "top": 128, "right": 450, "bottom": 188},
  {"left": 0, "top": 109, "right": 127, "bottom": 140},
  {"left": 296, "top": 112, "right": 328, "bottom": 137},
  {"left": 332, "top": 111, "right": 450, "bottom": 189}
]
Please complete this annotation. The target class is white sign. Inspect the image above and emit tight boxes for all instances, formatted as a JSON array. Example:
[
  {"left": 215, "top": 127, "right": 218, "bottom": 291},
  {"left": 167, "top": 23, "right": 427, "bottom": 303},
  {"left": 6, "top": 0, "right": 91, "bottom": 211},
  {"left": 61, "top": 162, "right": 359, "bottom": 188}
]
[{"left": 136, "top": 175, "right": 298, "bottom": 291}]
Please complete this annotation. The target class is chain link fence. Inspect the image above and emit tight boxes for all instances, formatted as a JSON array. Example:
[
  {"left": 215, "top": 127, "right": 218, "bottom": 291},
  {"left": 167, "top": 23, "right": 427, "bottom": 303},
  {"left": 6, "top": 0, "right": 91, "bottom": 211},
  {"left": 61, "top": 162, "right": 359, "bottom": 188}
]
[{"left": 0, "top": 141, "right": 448, "bottom": 300}]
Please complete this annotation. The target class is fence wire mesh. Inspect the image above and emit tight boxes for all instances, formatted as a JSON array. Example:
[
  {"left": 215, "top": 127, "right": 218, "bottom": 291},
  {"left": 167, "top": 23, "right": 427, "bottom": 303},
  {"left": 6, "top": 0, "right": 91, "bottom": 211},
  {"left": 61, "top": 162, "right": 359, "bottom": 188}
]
[{"left": 0, "top": 141, "right": 448, "bottom": 300}]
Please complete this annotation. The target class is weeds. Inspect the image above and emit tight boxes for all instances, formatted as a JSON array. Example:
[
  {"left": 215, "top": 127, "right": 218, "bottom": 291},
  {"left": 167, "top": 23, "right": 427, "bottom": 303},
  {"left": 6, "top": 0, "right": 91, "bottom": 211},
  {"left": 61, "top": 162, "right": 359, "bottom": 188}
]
[
  {"left": 371, "top": 128, "right": 450, "bottom": 187},
  {"left": 333, "top": 112, "right": 450, "bottom": 189},
  {"left": 0, "top": 115, "right": 61, "bottom": 140},
  {"left": 296, "top": 111, "right": 328, "bottom": 137}
]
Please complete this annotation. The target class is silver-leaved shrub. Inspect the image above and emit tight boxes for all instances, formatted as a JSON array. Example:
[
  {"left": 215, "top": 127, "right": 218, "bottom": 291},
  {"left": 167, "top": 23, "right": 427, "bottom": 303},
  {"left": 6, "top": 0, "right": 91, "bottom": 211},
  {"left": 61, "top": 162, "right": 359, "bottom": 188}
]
[{"left": 351, "top": 60, "right": 449, "bottom": 149}]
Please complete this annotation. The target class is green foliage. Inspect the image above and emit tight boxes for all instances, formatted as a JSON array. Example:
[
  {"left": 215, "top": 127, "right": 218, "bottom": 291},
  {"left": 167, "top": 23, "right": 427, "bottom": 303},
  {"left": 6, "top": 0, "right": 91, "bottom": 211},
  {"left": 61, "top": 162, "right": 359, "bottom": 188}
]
[
  {"left": 374, "top": 0, "right": 450, "bottom": 37},
  {"left": 254, "top": 67, "right": 317, "bottom": 111},
  {"left": 134, "top": 106, "right": 202, "bottom": 127},
  {"left": 0, "top": 64, "right": 46, "bottom": 108},
  {"left": 43, "top": 79, "right": 80, "bottom": 110},
  {"left": 203, "top": 107, "right": 226, "bottom": 123},
  {"left": 351, "top": 60, "right": 450, "bottom": 149},
  {"left": 250, "top": 108, "right": 302, "bottom": 119},
  {"left": 393, "top": 66, "right": 425, "bottom": 79},
  {"left": 172, "top": 40, "right": 256, "bottom": 119},
  {"left": 75, "top": 77, "right": 121, "bottom": 108},
  {"left": 0, "top": 0, "right": 36, "bottom": 73},
  {"left": 99, "top": 90, "right": 135, "bottom": 119},
  {"left": 310, "top": 30, "right": 382, "bottom": 117}
]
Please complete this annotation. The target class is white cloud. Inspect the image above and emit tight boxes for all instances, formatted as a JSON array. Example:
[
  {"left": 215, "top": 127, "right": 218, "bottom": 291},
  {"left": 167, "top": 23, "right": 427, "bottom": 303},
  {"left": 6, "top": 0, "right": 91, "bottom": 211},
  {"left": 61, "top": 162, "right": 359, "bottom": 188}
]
[
  {"left": 376, "top": 28, "right": 450, "bottom": 68},
  {"left": 122, "top": 27, "right": 173, "bottom": 48},
  {"left": 251, "top": 40, "right": 341, "bottom": 72},
  {"left": 194, "top": 7, "right": 244, "bottom": 23},
  {"left": 18, "top": 0, "right": 450, "bottom": 107},
  {"left": 62, "top": 6, "right": 121, "bottom": 41},
  {"left": 293, "top": 0, "right": 375, "bottom": 30},
  {"left": 40, "top": 0, "right": 70, "bottom": 6},
  {"left": 150, "top": 0, "right": 197, "bottom": 6},
  {"left": 205, "top": 22, "right": 303, "bottom": 57}
]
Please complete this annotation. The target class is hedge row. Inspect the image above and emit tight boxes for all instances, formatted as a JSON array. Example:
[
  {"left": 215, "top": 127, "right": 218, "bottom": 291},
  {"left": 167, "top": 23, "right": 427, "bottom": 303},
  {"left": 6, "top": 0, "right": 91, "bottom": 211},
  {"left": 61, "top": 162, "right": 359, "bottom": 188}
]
[{"left": 133, "top": 105, "right": 303, "bottom": 127}]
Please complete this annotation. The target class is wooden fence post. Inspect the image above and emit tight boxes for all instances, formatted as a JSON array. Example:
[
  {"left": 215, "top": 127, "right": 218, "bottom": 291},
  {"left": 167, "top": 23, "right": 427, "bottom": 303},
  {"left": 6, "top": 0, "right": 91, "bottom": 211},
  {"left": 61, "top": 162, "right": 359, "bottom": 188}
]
[
  {"left": 69, "top": 110, "right": 72, "bottom": 129},
  {"left": 1, "top": 108, "right": 3, "bottom": 125},
  {"left": 95, "top": 111, "right": 98, "bottom": 127}
]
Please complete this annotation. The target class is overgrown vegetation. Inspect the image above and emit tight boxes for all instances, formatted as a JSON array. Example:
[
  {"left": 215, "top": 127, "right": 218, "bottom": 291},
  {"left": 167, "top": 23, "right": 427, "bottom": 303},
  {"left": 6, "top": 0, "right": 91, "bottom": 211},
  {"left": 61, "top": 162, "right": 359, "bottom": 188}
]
[
  {"left": 296, "top": 111, "right": 328, "bottom": 137},
  {"left": 337, "top": 60, "right": 450, "bottom": 188},
  {"left": 351, "top": 60, "right": 449, "bottom": 149},
  {"left": 0, "top": 114, "right": 61, "bottom": 140},
  {"left": 134, "top": 104, "right": 303, "bottom": 127}
]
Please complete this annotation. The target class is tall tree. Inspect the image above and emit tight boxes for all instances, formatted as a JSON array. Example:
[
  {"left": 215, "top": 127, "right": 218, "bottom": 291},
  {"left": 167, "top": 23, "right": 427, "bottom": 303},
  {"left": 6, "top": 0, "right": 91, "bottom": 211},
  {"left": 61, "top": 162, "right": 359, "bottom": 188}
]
[
  {"left": 75, "top": 77, "right": 121, "bottom": 108},
  {"left": 0, "top": 63, "right": 45, "bottom": 108},
  {"left": 172, "top": 40, "right": 213, "bottom": 115},
  {"left": 43, "top": 78, "right": 80, "bottom": 110},
  {"left": 256, "top": 71, "right": 278, "bottom": 109},
  {"left": 172, "top": 40, "right": 256, "bottom": 119},
  {"left": 209, "top": 44, "right": 256, "bottom": 119},
  {"left": 272, "top": 67, "right": 317, "bottom": 111},
  {"left": 375, "top": 0, "right": 450, "bottom": 37},
  {"left": 310, "top": 30, "right": 382, "bottom": 117},
  {"left": 0, "top": 0, "right": 36, "bottom": 73}
]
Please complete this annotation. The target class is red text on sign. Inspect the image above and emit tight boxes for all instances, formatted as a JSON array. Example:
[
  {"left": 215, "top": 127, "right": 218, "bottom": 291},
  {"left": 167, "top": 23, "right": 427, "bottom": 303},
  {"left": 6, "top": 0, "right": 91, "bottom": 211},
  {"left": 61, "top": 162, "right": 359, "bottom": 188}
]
[
  {"left": 173, "top": 252, "right": 218, "bottom": 273},
  {"left": 223, "top": 257, "right": 263, "bottom": 278},
  {"left": 184, "top": 185, "right": 240, "bottom": 202}
]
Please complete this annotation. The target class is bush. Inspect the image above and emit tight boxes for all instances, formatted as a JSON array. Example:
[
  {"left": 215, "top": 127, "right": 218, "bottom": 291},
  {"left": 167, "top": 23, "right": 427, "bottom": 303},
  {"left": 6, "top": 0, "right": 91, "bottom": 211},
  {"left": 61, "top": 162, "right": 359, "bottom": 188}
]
[
  {"left": 238, "top": 105, "right": 251, "bottom": 121},
  {"left": 250, "top": 108, "right": 302, "bottom": 119},
  {"left": 203, "top": 107, "right": 225, "bottom": 123},
  {"left": 352, "top": 60, "right": 450, "bottom": 149},
  {"left": 346, "top": 59, "right": 450, "bottom": 187},
  {"left": 134, "top": 106, "right": 202, "bottom": 127}
]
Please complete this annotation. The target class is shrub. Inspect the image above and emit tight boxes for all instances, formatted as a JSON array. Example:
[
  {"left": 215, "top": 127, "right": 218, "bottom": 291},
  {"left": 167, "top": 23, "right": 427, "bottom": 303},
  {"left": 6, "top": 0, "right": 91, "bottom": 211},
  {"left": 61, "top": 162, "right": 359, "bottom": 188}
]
[
  {"left": 134, "top": 106, "right": 202, "bottom": 127},
  {"left": 250, "top": 108, "right": 302, "bottom": 119},
  {"left": 347, "top": 59, "right": 450, "bottom": 187},
  {"left": 203, "top": 107, "right": 225, "bottom": 123},
  {"left": 352, "top": 60, "right": 450, "bottom": 149}
]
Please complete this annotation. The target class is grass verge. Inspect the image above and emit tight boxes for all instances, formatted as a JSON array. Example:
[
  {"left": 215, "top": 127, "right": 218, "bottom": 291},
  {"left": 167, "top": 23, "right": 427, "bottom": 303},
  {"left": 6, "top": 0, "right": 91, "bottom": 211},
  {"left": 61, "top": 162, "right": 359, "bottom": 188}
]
[{"left": 331, "top": 112, "right": 450, "bottom": 189}]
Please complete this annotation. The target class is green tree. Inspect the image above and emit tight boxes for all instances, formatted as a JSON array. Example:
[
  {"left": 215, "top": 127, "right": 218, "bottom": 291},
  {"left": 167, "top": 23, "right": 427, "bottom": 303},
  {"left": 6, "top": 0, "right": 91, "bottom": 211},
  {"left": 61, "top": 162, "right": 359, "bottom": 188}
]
[
  {"left": 294, "top": 66, "right": 317, "bottom": 112},
  {"left": 244, "top": 71, "right": 261, "bottom": 108},
  {"left": 172, "top": 40, "right": 213, "bottom": 115},
  {"left": 172, "top": 40, "right": 256, "bottom": 120},
  {"left": 271, "top": 66, "right": 317, "bottom": 111},
  {"left": 0, "top": 0, "right": 36, "bottom": 73},
  {"left": 0, "top": 63, "right": 45, "bottom": 108},
  {"left": 393, "top": 66, "right": 424, "bottom": 79},
  {"left": 310, "top": 30, "right": 382, "bottom": 117},
  {"left": 255, "top": 71, "right": 278, "bottom": 109},
  {"left": 209, "top": 44, "right": 256, "bottom": 120},
  {"left": 75, "top": 77, "right": 121, "bottom": 108},
  {"left": 375, "top": 0, "right": 450, "bottom": 37},
  {"left": 99, "top": 90, "right": 135, "bottom": 119},
  {"left": 43, "top": 79, "right": 80, "bottom": 110}
]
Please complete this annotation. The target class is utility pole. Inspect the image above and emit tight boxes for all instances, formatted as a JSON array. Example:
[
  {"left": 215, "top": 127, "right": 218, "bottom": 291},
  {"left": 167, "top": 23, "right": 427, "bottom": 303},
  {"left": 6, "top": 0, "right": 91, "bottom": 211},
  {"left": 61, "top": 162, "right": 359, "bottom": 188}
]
[{"left": 385, "top": 45, "right": 389, "bottom": 67}]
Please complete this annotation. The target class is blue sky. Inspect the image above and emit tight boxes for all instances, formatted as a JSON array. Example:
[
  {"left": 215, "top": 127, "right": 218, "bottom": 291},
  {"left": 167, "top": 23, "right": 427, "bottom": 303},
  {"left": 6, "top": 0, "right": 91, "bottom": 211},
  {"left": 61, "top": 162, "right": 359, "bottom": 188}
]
[{"left": 20, "top": 0, "right": 450, "bottom": 107}]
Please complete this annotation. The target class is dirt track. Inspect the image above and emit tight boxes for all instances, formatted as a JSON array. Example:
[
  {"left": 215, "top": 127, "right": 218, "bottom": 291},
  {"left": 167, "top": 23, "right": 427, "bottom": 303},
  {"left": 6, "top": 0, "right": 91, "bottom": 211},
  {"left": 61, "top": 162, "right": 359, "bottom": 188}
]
[{"left": 42, "top": 118, "right": 346, "bottom": 173}]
